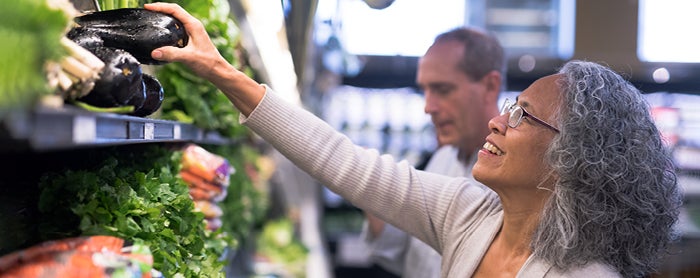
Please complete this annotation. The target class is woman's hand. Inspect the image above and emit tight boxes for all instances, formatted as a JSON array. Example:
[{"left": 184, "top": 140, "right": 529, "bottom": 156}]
[{"left": 144, "top": 2, "right": 226, "bottom": 81}]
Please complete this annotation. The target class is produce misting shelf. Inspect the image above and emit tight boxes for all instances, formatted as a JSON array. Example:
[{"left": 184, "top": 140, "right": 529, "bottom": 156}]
[{"left": 0, "top": 105, "right": 237, "bottom": 151}]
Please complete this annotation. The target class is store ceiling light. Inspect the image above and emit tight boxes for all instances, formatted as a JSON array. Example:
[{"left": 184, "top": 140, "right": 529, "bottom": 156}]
[
  {"left": 363, "top": 0, "right": 395, "bottom": 9},
  {"left": 652, "top": 67, "right": 670, "bottom": 84}
]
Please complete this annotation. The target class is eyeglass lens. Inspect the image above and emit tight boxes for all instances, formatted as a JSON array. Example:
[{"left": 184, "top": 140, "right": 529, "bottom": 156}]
[
  {"left": 500, "top": 99, "right": 512, "bottom": 115},
  {"left": 501, "top": 98, "right": 521, "bottom": 128},
  {"left": 508, "top": 107, "right": 523, "bottom": 128}
]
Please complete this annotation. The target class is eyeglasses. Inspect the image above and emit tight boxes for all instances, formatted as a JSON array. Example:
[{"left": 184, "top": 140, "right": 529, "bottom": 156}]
[{"left": 500, "top": 98, "right": 560, "bottom": 133}]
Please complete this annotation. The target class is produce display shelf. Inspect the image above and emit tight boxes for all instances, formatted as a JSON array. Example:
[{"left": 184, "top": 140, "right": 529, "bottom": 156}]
[{"left": 0, "top": 105, "right": 236, "bottom": 151}]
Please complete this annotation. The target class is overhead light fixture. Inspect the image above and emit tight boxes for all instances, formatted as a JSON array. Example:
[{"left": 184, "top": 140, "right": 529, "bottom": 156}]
[{"left": 363, "top": 0, "right": 395, "bottom": 10}]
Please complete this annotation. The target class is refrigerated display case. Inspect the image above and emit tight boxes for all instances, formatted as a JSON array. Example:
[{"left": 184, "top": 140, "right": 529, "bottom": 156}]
[{"left": 0, "top": 0, "right": 274, "bottom": 277}]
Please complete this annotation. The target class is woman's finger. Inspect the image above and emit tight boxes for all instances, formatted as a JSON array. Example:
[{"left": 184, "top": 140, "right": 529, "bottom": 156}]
[
  {"left": 151, "top": 45, "right": 182, "bottom": 63},
  {"left": 144, "top": 3, "right": 208, "bottom": 41}
]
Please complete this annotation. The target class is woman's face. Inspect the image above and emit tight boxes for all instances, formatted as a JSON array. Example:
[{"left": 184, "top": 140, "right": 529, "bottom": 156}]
[{"left": 472, "top": 74, "right": 562, "bottom": 193}]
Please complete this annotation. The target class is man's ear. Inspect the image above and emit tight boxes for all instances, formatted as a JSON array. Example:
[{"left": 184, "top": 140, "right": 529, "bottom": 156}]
[{"left": 482, "top": 70, "right": 502, "bottom": 96}]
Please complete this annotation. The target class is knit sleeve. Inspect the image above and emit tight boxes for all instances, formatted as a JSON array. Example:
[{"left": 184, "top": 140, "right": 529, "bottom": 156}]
[{"left": 241, "top": 87, "right": 492, "bottom": 252}]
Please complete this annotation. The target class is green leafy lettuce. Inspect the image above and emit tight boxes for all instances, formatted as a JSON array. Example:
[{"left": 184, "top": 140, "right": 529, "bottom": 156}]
[{"left": 37, "top": 146, "right": 230, "bottom": 277}]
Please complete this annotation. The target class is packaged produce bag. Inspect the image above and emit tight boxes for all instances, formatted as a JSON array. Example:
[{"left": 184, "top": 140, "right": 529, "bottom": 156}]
[
  {"left": 0, "top": 235, "right": 159, "bottom": 278},
  {"left": 180, "top": 143, "right": 234, "bottom": 231}
]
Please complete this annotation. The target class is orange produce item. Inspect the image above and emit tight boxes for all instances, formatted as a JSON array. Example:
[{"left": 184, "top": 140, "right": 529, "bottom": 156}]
[
  {"left": 181, "top": 144, "right": 232, "bottom": 187},
  {"left": 0, "top": 236, "right": 123, "bottom": 271},
  {"left": 0, "top": 236, "right": 154, "bottom": 278},
  {"left": 194, "top": 200, "right": 223, "bottom": 219},
  {"left": 180, "top": 170, "right": 223, "bottom": 195},
  {"left": 188, "top": 187, "right": 217, "bottom": 201}
]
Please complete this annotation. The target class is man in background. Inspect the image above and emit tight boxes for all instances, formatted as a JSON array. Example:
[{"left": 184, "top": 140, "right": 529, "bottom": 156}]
[{"left": 363, "top": 27, "right": 505, "bottom": 277}]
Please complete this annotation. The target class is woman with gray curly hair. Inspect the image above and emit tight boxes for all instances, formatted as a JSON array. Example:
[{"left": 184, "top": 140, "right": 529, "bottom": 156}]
[
  {"left": 146, "top": 3, "right": 682, "bottom": 277},
  {"left": 531, "top": 61, "right": 682, "bottom": 277}
]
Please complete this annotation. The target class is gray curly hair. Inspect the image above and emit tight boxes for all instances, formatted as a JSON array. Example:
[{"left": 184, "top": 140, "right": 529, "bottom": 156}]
[{"left": 531, "top": 60, "right": 682, "bottom": 277}]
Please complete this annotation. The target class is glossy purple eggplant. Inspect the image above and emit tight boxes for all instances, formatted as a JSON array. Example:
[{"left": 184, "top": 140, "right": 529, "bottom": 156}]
[
  {"left": 131, "top": 74, "right": 164, "bottom": 117},
  {"left": 66, "top": 27, "right": 104, "bottom": 49},
  {"left": 78, "top": 46, "right": 146, "bottom": 110},
  {"left": 73, "top": 8, "right": 188, "bottom": 65}
]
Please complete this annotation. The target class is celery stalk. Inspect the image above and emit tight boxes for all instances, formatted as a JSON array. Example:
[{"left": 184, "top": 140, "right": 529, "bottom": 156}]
[
  {"left": 73, "top": 101, "right": 135, "bottom": 114},
  {"left": 102, "top": 0, "right": 111, "bottom": 10}
]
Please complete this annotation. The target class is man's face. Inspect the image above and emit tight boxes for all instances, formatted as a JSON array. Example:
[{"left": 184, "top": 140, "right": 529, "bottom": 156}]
[{"left": 416, "top": 40, "right": 495, "bottom": 152}]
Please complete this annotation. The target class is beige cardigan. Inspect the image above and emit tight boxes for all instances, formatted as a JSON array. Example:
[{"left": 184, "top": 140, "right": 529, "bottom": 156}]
[{"left": 241, "top": 88, "right": 620, "bottom": 278}]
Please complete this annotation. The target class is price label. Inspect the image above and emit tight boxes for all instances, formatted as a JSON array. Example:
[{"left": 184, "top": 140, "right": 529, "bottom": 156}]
[
  {"left": 144, "top": 122, "right": 155, "bottom": 140},
  {"left": 174, "top": 124, "right": 181, "bottom": 139},
  {"left": 73, "top": 116, "right": 96, "bottom": 143}
]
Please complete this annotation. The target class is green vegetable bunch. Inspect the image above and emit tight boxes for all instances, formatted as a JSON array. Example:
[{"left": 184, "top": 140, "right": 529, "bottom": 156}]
[
  {"left": 37, "top": 146, "right": 230, "bottom": 277},
  {"left": 0, "top": 0, "right": 71, "bottom": 116}
]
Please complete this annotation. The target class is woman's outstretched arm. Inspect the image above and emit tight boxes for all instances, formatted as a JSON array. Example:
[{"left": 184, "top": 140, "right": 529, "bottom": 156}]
[{"left": 143, "top": 2, "right": 490, "bottom": 256}]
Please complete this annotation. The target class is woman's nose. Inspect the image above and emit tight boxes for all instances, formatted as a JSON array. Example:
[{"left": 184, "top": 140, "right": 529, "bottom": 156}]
[{"left": 488, "top": 113, "right": 508, "bottom": 134}]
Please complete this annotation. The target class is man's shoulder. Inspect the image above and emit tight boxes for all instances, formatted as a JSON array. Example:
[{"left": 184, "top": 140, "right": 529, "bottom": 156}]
[
  {"left": 432, "top": 145, "right": 460, "bottom": 158},
  {"left": 424, "top": 146, "right": 460, "bottom": 171}
]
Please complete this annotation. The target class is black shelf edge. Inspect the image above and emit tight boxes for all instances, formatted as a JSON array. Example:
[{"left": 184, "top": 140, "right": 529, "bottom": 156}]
[{"left": 1, "top": 105, "right": 237, "bottom": 151}]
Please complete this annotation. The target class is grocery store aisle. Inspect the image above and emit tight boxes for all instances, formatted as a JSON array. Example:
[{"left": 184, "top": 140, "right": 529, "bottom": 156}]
[{"left": 268, "top": 150, "right": 335, "bottom": 278}]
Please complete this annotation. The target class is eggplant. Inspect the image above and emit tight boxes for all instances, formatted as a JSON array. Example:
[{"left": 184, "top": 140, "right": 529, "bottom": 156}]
[
  {"left": 74, "top": 8, "right": 188, "bottom": 65},
  {"left": 78, "top": 46, "right": 146, "bottom": 110},
  {"left": 66, "top": 27, "right": 104, "bottom": 49},
  {"left": 131, "top": 74, "right": 164, "bottom": 117}
]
